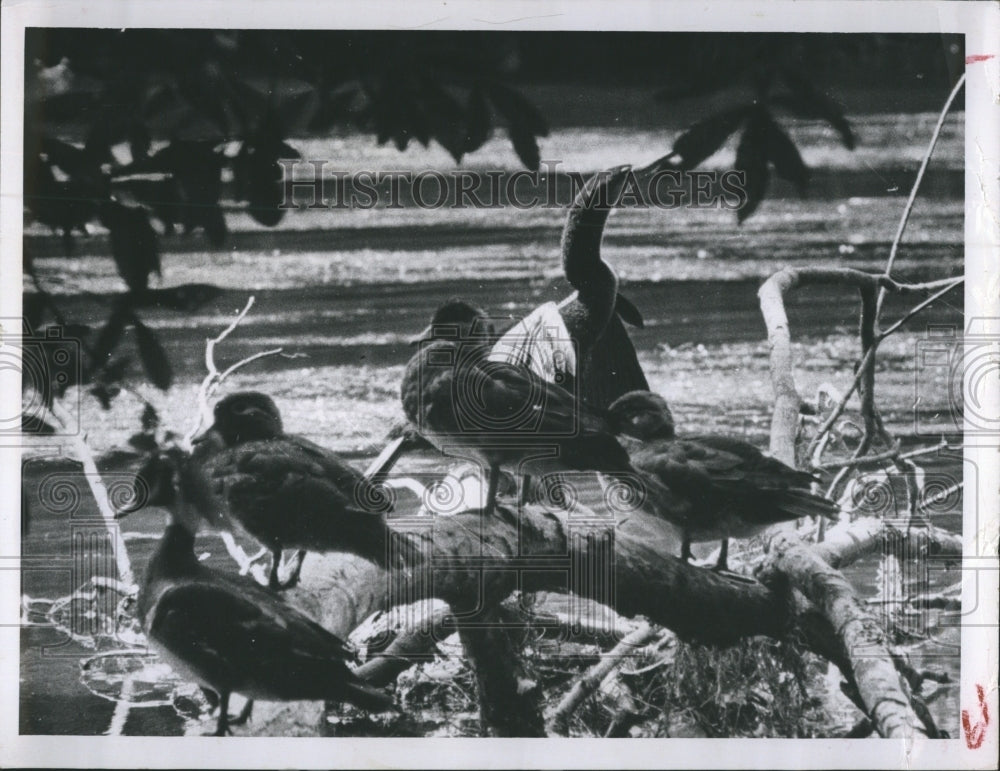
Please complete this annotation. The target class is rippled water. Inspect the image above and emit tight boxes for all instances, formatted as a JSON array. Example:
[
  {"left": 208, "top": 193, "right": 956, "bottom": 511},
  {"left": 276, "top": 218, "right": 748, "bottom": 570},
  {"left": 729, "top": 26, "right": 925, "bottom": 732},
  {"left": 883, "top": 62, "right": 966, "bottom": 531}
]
[{"left": 21, "top": 117, "right": 965, "bottom": 736}]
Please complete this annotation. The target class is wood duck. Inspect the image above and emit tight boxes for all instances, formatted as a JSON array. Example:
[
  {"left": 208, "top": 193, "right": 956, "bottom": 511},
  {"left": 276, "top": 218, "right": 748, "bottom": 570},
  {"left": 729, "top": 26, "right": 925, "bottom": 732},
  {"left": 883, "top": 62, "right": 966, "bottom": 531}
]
[
  {"left": 401, "top": 337, "right": 633, "bottom": 518},
  {"left": 187, "top": 392, "right": 394, "bottom": 589},
  {"left": 607, "top": 391, "right": 839, "bottom": 570},
  {"left": 134, "top": 451, "right": 396, "bottom": 736},
  {"left": 409, "top": 298, "right": 498, "bottom": 349}
]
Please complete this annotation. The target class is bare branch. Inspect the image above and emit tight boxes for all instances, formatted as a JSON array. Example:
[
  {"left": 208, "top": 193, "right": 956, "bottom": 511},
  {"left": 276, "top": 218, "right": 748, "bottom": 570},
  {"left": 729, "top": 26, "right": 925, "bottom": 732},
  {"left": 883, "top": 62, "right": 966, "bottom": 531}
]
[
  {"left": 765, "top": 532, "right": 926, "bottom": 738},
  {"left": 547, "top": 622, "right": 658, "bottom": 736},
  {"left": 878, "top": 278, "right": 964, "bottom": 340},
  {"left": 184, "top": 295, "right": 269, "bottom": 447},
  {"left": 37, "top": 398, "right": 137, "bottom": 591},
  {"left": 876, "top": 72, "right": 966, "bottom": 314},
  {"left": 217, "top": 348, "right": 285, "bottom": 382}
]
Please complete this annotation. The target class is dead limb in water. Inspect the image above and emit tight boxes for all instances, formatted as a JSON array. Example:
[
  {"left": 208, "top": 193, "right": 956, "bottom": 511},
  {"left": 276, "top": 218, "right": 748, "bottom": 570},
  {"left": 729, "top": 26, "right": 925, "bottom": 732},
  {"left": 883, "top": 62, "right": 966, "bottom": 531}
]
[
  {"left": 241, "top": 500, "right": 938, "bottom": 738},
  {"left": 757, "top": 267, "right": 962, "bottom": 468},
  {"left": 546, "top": 622, "right": 658, "bottom": 736}
]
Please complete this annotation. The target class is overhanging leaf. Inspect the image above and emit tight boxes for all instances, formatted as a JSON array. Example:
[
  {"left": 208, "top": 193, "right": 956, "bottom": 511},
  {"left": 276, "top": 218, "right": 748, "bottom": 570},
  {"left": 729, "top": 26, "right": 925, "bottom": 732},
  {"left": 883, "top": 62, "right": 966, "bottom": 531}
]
[
  {"left": 765, "top": 116, "right": 809, "bottom": 194},
  {"left": 464, "top": 86, "right": 492, "bottom": 155},
  {"left": 734, "top": 109, "right": 770, "bottom": 223},
  {"left": 101, "top": 201, "right": 161, "bottom": 293},
  {"left": 141, "top": 403, "right": 160, "bottom": 431},
  {"left": 777, "top": 68, "right": 855, "bottom": 150},
  {"left": 92, "top": 306, "right": 129, "bottom": 366},
  {"left": 486, "top": 82, "right": 548, "bottom": 137},
  {"left": 670, "top": 105, "right": 752, "bottom": 170},
  {"left": 507, "top": 122, "right": 541, "bottom": 171}
]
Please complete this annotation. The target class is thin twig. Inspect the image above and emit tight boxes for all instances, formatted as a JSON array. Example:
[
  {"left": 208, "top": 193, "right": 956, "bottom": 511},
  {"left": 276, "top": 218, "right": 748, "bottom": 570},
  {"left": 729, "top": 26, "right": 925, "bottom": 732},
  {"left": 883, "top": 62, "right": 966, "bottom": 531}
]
[
  {"left": 805, "top": 273, "right": 960, "bottom": 465},
  {"left": 876, "top": 72, "right": 965, "bottom": 316},
  {"left": 878, "top": 278, "right": 964, "bottom": 340},
  {"left": 183, "top": 296, "right": 286, "bottom": 448},
  {"left": 546, "top": 622, "right": 657, "bottom": 736},
  {"left": 813, "top": 441, "right": 901, "bottom": 471},
  {"left": 217, "top": 348, "right": 284, "bottom": 382},
  {"left": 814, "top": 438, "right": 955, "bottom": 472},
  {"left": 38, "top": 398, "right": 137, "bottom": 592}
]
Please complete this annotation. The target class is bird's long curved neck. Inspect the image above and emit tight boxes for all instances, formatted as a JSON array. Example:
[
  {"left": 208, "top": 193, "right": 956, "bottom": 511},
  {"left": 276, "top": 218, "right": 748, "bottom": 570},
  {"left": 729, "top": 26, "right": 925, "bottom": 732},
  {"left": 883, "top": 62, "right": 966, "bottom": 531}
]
[
  {"left": 560, "top": 167, "right": 629, "bottom": 307},
  {"left": 154, "top": 523, "right": 201, "bottom": 575}
]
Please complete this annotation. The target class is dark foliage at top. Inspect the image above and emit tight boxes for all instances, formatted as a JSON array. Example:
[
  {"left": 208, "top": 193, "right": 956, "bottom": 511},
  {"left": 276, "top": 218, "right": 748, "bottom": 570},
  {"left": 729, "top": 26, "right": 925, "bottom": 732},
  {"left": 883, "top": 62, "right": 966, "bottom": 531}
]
[{"left": 22, "top": 30, "right": 961, "bottom": 411}]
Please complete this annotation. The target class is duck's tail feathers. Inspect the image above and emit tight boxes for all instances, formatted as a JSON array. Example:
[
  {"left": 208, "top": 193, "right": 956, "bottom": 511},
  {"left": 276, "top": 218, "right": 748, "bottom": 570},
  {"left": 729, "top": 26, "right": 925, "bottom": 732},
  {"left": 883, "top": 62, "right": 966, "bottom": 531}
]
[
  {"left": 614, "top": 292, "right": 644, "bottom": 328},
  {"left": 774, "top": 490, "right": 841, "bottom": 522},
  {"left": 341, "top": 679, "right": 398, "bottom": 713}
]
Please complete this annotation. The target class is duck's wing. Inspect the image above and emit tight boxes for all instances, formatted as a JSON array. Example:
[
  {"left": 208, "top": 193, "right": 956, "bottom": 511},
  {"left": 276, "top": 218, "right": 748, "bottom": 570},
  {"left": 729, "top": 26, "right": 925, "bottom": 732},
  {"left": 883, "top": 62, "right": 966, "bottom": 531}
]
[
  {"left": 629, "top": 439, "right": 741, "bottom": 494},
  {"left": 212, "top": 439, "right": 374, "bottom": 516},
  {"left": 644, "top": 438, "right": 838, "bottom": 522},
  {"left": 286, "top": 434, "right": 390, "bottom": 511},
  {"left": 683, "top": 434, "right": 818, "bottom": 489},
  {"left": 212, "top": 438, "right": 393, "bottom": 558},
  {"left": 472, "top": 359, "right": 615, "bottom": 439},
  {"left": 148, "top": 579, "right": 357, "bottom": 692}
]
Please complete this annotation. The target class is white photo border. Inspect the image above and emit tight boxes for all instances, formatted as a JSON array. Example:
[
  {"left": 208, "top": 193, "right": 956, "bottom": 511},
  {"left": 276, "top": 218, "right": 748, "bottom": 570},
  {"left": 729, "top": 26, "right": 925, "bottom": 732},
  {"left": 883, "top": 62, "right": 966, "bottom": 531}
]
[{"left": 1, "top": 1, "right": 997, "bottom": 768}]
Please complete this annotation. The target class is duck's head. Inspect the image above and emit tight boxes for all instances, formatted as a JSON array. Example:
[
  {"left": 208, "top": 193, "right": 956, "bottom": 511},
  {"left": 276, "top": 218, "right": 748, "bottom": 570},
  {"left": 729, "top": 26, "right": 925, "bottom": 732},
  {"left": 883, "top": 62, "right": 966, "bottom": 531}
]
[
  {"left": 117, "top": 446, "right": 202, "bottom": 534},
  {"left": 205, "top": 391, "right": 283, "bottom": 445},
  {"left": 608, "top": 390, "right": 675, "bottom": 440},
  {"left": 410, "top": 299, "right": 495, "bottom": 346}
]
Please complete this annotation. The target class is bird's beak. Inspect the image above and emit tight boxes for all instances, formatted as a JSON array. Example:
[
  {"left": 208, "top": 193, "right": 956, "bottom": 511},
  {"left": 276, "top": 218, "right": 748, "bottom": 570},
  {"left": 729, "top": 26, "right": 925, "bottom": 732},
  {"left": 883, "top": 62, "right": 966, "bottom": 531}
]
[
  {"left": 409, "top": 324, "right": 434, "bottom": 346},
  {"left": 191, "top": 425, "right": 219, "bottom": 446},
  {"left": 117, "top": 454, "right": 173, "bottom": 518}
]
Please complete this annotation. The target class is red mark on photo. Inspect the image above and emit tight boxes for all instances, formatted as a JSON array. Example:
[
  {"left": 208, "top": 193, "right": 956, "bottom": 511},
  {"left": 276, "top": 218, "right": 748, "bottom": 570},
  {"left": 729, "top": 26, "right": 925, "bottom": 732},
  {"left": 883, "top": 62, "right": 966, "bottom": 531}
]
[
  {"left": 962, "top": 684, "right": 990, "bottom": 750},
  {"left": 966, "top": 55, "right": 995, "bottom": 65}
]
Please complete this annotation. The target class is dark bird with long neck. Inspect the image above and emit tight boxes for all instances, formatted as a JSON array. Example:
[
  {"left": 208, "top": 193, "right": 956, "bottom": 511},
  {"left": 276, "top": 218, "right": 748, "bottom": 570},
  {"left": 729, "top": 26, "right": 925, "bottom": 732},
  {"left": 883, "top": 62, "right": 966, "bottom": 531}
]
[
  {"left": 608, "top": 391, "right": 839, "bottom": 570},
  {"left": 558, "top": 164, "right": 649, "bottom": 410}
]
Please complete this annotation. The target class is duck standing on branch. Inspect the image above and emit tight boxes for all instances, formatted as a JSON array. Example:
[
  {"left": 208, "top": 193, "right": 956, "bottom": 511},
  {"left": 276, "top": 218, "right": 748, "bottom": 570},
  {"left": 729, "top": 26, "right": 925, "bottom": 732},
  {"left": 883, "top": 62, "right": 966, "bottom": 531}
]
[
  {"left": 393, "top": 168, "right": 650, "bottom": 503},
  {"left": 608, "top": 391, "right": 839, "bottom": 571},
  {"left": 401, "top": 335, "right": 634, "bottom": 518},
  {"left": 185, "top": 392, "right": 394, "bottom": 589},
  {"left": 129, "top": 450, "right": 396, "bottom": 736}
]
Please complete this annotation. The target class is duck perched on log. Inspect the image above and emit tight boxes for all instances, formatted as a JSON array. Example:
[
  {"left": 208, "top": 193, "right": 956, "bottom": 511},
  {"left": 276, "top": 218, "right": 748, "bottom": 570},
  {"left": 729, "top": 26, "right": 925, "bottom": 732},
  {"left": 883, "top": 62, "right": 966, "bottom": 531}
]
[
  {"left": 608, "top": 391, "right": 839, "bottom": 571},
  {"left": 131, "top": 450, "right": 396, "bottom": 736},
  {"left": 401, "top": 336, "right": 634, "bottom": 518},
  {"left": 183, "top": 392, "right": 393, "bottom": 589}
]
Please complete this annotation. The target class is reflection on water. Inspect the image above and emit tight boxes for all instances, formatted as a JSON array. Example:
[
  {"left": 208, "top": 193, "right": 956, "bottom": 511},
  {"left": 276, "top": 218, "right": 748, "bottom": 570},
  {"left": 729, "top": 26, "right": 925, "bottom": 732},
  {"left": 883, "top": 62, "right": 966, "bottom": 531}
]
[
  {"left": 20, "top": 118, "right": 965, "bottom": 737},
  {"left": 20, "top": 450, "right": 963, "bottom": 737}
]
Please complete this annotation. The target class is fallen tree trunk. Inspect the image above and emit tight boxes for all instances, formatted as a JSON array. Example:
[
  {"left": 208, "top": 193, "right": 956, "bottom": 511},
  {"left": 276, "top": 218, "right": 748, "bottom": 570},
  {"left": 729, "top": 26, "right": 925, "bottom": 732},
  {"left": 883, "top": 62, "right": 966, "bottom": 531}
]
[
  {"left": 764, "top": 532, "right": 927, "bottom": 738},
  {"left": 239, "top": 498, "right": 931, "bottom": 737},
  {"left": 814, "top": 517, "right": 963, "bottom": 570},
  {"left": 547, "top": 622, "right": 658, "bottom": 736}
]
